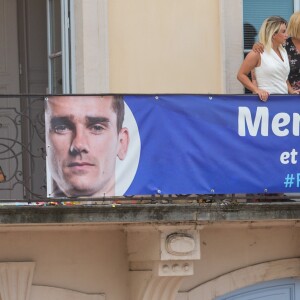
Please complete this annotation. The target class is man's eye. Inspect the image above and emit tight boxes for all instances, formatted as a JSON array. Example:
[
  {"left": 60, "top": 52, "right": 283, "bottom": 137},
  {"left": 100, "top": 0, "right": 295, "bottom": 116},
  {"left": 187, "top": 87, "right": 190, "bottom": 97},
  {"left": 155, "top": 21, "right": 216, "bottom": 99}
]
[
  {"left": 90, "top": 124, "right": 104, "bottom": 133},
  {"left": 53, "top": 125, "right": 71, "bottom": 134}
]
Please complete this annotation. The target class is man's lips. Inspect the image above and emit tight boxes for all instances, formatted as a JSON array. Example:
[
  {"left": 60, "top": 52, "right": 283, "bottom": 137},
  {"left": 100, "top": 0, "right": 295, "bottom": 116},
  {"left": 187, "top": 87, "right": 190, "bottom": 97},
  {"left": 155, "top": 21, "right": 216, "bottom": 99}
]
[
  {"left": 66, "top": 162, "right": 95, "bottom": 175},
  {"left": 67, "top": 162, "right": 95, "bottom": 170},
  {"left": 67, "top": 162, "right": 95, "bottom": 167}
]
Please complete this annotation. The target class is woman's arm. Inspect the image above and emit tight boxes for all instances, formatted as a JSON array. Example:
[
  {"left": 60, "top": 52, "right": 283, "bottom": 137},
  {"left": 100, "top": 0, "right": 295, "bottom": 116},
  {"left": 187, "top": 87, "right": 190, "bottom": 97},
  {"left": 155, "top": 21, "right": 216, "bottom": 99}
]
[
  {"left": 237, "top": 51, "right": 270, "bottom": 101},
  {"left": 251, "top": 69, "right": 258, "bottom": 91}
]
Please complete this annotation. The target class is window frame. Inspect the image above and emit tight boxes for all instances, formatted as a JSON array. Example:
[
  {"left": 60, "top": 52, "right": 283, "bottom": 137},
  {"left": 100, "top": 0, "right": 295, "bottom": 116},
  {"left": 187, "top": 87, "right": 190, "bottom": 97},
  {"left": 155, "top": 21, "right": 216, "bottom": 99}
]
[{"left": 47, "top": 0, "right": 73, "bottom": 94}]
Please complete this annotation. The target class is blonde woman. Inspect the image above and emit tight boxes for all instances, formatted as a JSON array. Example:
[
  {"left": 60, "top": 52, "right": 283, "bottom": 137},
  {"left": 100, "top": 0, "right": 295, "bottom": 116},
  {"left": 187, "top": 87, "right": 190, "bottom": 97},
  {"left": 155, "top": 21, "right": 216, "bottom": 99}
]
[
  {"left": 253, "top": 12, "right": 300, "bottom": 92},
  {"left": 237, "top": 16, "right": 297, "bottom": 101}
]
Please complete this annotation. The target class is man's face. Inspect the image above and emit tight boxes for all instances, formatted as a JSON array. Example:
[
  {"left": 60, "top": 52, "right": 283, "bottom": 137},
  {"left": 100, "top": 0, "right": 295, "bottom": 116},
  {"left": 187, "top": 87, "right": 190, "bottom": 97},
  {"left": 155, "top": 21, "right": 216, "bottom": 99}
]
[{"left": 45, "top": 96, "right": 129, "bottom": 197}]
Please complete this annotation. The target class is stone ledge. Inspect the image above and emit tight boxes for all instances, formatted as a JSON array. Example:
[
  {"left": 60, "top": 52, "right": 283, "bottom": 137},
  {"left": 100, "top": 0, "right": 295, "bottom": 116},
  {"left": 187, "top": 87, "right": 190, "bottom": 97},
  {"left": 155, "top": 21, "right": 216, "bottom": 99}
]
[{"left": 0, "top": 203, "right": 299, "bottom": 225}]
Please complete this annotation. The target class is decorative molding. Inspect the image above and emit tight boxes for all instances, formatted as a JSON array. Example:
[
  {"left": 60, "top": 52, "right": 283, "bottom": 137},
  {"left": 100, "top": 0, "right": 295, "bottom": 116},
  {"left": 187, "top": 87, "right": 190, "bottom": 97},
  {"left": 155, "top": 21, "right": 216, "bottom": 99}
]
[
  {"left": 0, "top": 262, "right": 35, "bottom": 300},
  {"left": 161, "top": 230, "right": 200, "bottom": 261},
  {"left": 142, "top": 276, "right": 183, "bottom": 300},
  {"left": 138, "top": 229, "right": 201, "bottom": 300},
  {"left": 30, "top": 286, "right": 105, "bottom": 300},
  {"left": 165, "top": 233, "right": 195, "bottom": 256},
  {"left": 186, "top": 258, "right": 300, "bottom": 300},
  {"left": 155, "top": 261, "right": 194, "bottom": 277},
  {"left": 0, "top": 262, "right": 105, "bottom": 300}
]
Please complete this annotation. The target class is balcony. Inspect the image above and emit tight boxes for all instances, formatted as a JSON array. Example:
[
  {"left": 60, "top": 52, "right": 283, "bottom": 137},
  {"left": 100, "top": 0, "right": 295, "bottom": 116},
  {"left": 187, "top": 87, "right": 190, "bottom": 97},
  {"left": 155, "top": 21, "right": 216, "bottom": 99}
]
[{"left": 0, "top": 94, "right": 299, "bottom": 226}]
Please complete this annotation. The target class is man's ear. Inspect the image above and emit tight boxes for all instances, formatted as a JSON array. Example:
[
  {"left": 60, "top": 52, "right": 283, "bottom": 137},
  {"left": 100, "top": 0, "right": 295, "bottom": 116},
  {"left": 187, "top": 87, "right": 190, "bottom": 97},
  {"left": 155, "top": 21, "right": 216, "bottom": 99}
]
[{"left": 117, "top": 127, "right": 130, "bottom": 160}]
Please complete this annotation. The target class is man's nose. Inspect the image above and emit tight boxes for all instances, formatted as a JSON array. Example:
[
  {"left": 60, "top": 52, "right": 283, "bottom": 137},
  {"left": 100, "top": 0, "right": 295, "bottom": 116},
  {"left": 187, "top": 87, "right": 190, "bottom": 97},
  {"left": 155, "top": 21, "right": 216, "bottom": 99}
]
[{"left": 69, "top": 129, "right": 89, "bottom": 155}]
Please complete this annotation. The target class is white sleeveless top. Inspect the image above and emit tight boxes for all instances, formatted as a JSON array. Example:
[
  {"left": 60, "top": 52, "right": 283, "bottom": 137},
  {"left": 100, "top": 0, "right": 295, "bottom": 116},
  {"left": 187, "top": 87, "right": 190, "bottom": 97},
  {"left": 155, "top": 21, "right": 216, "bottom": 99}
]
[{"left": 254, "top": 47, "right": 290, "bottom": 94}]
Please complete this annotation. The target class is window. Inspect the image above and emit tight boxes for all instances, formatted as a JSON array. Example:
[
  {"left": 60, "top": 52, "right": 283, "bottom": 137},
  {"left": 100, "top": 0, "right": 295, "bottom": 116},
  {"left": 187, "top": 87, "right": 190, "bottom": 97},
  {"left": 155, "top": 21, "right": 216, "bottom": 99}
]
[
  {"left": 243, "top": 0, "right": 295, "bottom": 53},
  {"left": 47, "top": 0, "right": 73, "bottom": 93}
]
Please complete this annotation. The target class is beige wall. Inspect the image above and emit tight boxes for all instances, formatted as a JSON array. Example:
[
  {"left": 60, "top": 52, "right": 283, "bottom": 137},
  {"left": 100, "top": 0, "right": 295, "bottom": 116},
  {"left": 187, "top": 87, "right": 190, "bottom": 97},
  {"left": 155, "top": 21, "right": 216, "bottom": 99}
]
[
  {"left": 73, "top": 0, "right": 244, "bottom": 94},
  {"left": 0, "top": 227, "right": 129, "bottom": 300},
  {"left": 128, "top": 222, "right": 300, "bottom": 299},
  {"left": 0, "top": 222, "right": 298, "bottom": 300},
  {"left": 181, "top": 223, "right": 300, "bottom": 292},
  {"left": 108, "top": 0, "right": 222, "bottom": 93}
]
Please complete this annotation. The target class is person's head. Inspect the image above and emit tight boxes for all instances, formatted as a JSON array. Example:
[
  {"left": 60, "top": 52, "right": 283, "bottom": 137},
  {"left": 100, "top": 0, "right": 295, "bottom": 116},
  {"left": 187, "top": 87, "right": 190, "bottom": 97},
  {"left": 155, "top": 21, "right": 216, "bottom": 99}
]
[
  {"left": 287, "top": 12, "right": 300, "bottom": 39},
  {"left": 259, "top": 16, "right": 288, "bottom": 51},
  {"left": 45, "top": 95, "right": 130, "bottom": 197}
]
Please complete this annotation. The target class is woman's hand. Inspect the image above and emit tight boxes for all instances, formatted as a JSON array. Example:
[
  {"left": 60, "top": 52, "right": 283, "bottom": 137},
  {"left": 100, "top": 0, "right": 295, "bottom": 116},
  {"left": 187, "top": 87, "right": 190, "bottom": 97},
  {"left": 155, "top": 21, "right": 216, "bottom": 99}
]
[
  {"left": 252, "top": 42, "right": 264, "bottom": 54},
  {"left": 255, "top": 89, "right": 269, "bottom": 101},
  {"left": 287, "top": 81, "right": 300, "bottom": 95}
]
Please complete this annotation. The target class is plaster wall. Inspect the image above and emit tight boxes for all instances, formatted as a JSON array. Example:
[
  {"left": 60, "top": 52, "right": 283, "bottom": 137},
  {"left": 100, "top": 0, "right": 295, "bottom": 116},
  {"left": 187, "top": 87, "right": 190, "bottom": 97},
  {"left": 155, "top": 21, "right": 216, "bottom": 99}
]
[
  {"left": 127, "top": 223, "right": 300, "bottom": 299},
  {"left": 108, "top": 0, "right": 222, "bottom": 93},
  {"left": 0, "top": 222, "right": 297, "bottom": 300},
  {"left": 73, "top": 0, "right": 227, "bottom": 94},
  {"left": 0, "top": 228, "right": 129, "bottom": 300},
  {"left": 179, "top": 223, "right": 300, "bottom": 296}
]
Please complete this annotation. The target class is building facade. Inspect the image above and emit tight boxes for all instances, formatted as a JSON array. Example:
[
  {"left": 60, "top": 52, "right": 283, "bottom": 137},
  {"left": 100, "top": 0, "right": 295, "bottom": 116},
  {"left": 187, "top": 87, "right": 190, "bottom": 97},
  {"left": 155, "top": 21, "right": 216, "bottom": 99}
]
[{"left": 0, "top": 1, "right": 300, "bottom": 300}]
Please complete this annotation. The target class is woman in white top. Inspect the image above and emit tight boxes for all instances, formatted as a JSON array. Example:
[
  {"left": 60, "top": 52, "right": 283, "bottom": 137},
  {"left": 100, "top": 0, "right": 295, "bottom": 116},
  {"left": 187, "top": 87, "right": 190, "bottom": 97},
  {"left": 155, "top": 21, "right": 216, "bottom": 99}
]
[{"left": 237, "top": 16, "right": 298, "bottom": 101}]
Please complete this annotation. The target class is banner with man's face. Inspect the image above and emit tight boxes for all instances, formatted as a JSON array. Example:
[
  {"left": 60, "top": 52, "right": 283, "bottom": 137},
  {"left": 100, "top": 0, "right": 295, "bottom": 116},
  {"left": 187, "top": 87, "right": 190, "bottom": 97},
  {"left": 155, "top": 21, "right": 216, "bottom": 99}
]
[{"left": 45, "top": 94, "right": 300, "bottom": 197}]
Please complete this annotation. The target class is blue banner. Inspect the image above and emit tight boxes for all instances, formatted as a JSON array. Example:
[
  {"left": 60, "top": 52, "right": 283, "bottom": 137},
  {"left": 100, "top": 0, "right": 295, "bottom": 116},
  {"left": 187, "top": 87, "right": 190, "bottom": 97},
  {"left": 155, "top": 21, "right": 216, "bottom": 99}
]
[
  {"left": 45, "top": 94, "right": 300, "bottom": 197},
  {"left": 124, "top": 94, "right": 300, "bottom": 195}
]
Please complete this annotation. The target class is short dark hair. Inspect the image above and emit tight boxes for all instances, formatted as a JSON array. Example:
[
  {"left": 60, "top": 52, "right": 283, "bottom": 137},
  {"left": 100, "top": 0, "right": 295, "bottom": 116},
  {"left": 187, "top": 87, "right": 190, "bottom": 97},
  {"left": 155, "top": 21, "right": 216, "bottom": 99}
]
[
  {"left": 111, "top": 95, "right": 125, "bottom": 132},
  {"left": 45, "top": 95, "right": 125, "bottom": 132}
]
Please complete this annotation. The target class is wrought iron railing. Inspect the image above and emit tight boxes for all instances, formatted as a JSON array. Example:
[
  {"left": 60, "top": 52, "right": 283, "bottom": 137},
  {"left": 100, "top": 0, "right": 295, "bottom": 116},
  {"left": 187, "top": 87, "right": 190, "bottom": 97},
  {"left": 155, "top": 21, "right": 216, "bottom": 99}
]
[{"left": 0, "top": 95, "right": 46, "bottom": 200}]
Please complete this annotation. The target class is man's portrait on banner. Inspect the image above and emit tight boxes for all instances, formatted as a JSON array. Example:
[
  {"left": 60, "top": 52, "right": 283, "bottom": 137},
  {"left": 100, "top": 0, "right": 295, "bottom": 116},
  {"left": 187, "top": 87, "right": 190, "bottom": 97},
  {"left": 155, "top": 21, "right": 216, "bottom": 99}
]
[{"left": 45, "top": 95, "right": 140, "bottom": 198}]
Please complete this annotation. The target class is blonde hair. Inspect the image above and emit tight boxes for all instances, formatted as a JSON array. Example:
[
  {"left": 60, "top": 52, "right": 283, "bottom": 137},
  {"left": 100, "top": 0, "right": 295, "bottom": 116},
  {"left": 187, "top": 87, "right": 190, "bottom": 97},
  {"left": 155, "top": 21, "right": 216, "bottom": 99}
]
[
  {"left": 259, "top": 16, "right": 287, "bottom": 51},
  {"left": 287, "top": 12, "right": 300, "bottom": 38}
]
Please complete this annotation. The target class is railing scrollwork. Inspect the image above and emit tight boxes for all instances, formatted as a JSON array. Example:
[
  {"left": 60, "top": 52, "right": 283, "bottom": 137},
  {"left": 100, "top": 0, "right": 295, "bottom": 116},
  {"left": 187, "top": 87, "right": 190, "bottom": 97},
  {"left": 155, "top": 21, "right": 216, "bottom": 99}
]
[{"left": 0, "top": 96, "right": 46, "bottom": 200}]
